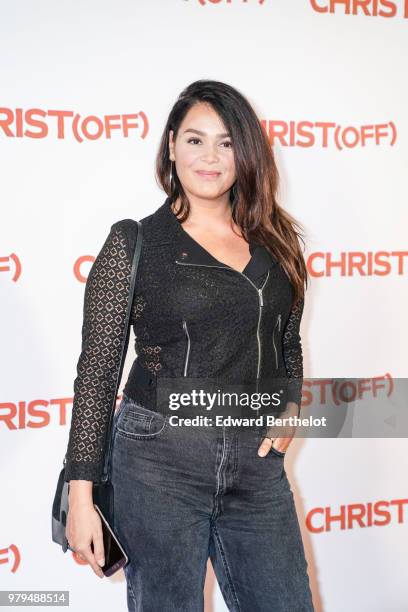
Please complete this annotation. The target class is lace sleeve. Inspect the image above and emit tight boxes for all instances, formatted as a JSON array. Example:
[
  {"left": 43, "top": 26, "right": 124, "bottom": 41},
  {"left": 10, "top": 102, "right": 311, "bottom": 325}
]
[
  {"left": 282, "top": 297, "right": 305, "bottom": 408},
  {"left": 64, "top": 222, "right": 132, "bottom": 483}
]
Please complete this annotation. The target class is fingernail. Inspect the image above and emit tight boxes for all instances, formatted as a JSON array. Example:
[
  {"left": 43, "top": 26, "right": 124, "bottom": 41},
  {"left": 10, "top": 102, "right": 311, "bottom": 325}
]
[
  {"left": 98, "top": 559, "right": 105, "bottom": 567},
  {"left": 258, "top": 449, "right": 266, "bottom": 457}
]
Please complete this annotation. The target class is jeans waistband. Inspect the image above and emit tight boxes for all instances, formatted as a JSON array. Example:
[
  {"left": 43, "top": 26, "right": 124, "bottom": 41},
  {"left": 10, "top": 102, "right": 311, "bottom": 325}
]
[{"left": 122, "top": 392, "right": 272, "bottom": 433}]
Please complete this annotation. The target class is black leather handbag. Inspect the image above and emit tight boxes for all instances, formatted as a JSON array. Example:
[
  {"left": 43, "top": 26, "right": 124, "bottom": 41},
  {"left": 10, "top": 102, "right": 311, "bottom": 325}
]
[{"left": 51, "top": 219, "right": 143, "bottom": 553}]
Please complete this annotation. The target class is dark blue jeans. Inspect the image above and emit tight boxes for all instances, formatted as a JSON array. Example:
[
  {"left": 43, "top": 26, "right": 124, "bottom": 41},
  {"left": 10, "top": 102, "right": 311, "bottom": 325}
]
[{"left": 110, "top": 393, "right": 314, "bottom": 612}]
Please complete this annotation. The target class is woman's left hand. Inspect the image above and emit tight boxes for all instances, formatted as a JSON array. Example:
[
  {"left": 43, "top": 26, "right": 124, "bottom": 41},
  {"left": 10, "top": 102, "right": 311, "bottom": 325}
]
[
  {"left": 257, "top": 401, "right": 299, "bottom": 457},
  {"left": 257, "top": 436, "right": 292, "bottom": 457}
]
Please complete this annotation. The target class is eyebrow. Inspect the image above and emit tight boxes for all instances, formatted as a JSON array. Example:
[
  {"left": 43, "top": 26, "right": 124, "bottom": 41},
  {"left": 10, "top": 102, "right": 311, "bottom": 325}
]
[{"left": 182, "top": 128, "right": 231, "bottom": 138}]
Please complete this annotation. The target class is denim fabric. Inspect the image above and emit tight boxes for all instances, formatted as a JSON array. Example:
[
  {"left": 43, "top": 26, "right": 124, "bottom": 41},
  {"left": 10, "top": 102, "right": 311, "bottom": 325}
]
[{"left": 110, "top": 393, "right": 314, "bottom": 612}]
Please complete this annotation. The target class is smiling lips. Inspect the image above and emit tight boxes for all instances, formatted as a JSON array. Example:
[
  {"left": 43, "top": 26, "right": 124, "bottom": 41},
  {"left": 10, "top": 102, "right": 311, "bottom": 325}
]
[{"left": 196, "top": 170, "right": 221, "bottom": 178}]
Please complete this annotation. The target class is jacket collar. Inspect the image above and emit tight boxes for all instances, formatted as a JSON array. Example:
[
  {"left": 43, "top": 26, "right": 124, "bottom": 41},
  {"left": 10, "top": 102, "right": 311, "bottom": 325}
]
[{"left": 148, "top": 196, "right": 278, "bottom": 282}]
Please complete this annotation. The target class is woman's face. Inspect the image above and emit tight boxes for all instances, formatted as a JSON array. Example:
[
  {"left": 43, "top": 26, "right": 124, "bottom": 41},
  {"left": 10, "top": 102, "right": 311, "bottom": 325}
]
[{"left": 169, "top": 102, "right": 236, "bottom": 202}]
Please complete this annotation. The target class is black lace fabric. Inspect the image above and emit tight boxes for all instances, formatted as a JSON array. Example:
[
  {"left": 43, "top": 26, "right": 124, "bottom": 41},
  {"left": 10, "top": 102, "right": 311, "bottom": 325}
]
[
  {"left": 282, "top": 297, "right": 305, "bottom": 409},
  {"left": 63, "top": 219, "right": 305, "bottom": 482},
  {"left": 64, "top": 223, "right": 132, "bottom": 482}
]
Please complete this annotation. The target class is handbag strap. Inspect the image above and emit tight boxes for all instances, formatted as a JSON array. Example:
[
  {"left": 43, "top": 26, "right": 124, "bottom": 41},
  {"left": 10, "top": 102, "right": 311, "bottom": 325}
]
[{"left": 101, "top": 219, "right": 143, "bottom": 482}]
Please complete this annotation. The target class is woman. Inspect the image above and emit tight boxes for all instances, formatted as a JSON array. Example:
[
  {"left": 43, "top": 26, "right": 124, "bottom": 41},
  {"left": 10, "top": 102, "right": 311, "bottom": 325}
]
[{"left": 65, "top": 79, "right": 313, "bottom": 611}]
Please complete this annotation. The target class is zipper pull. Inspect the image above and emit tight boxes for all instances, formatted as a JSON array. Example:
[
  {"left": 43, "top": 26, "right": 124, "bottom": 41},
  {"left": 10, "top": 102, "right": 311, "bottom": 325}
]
[{"left": 258, "top": 288, "right": 263, "bottom": 307}]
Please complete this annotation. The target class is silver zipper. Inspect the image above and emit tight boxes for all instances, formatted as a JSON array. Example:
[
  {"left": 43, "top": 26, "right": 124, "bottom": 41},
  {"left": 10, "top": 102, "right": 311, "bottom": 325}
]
[
  {"left": 182, "top": 319, "right": 191, "bottom": 376},
  {"left": 176, "top": 261, "right": 270, "bottom": 380},
  {"left": 273, "top": 313, "right": 281, "bottom": 369},
  {"left": 255, "top": 273, "right": 270, "bottom": 380}
]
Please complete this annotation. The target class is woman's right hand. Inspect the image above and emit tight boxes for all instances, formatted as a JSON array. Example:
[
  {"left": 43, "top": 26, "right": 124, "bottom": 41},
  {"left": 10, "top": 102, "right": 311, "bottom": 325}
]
[{"left": 66, "top": 481, "right": 105, "bottom": 578}]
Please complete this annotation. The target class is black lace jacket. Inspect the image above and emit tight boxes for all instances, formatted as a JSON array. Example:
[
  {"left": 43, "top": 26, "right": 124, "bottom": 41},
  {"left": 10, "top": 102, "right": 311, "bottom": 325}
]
[{"left": 64, "top": 197, "right": 305, "bottom": 482}]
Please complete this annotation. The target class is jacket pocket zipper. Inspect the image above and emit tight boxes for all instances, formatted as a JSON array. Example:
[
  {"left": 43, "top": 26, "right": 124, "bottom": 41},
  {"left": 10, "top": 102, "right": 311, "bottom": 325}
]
[
  {"left": 182, "top": 319, "right": 191, "bottom": 377},
  {"left": 256, "top": 271, "right": 270, "bottom": 381},
  {"left": 273, "top": 313, "right": 281, "bottom": 369}
]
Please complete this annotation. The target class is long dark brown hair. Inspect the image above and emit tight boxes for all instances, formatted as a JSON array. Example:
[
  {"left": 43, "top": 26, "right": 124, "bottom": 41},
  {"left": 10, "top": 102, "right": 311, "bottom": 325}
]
[{"left": 155, "top": 79, "right": 309, "bottom": 307}]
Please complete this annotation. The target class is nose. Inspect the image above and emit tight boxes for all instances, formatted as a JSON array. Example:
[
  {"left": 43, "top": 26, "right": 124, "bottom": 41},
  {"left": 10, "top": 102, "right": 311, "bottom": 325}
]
[{"left": 199, "top": 143, "right": 220, "bottom": 163}]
